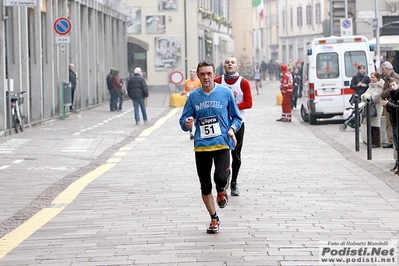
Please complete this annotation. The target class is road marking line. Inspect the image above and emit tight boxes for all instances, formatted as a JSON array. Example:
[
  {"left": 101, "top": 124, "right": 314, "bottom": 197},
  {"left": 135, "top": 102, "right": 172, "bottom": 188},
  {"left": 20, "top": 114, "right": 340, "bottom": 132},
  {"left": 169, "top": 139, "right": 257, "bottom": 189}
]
[
  {"left": 0, "top": 165, "right": 10, "bottom": 170},
  {"left": 51, "top": 163, "right": 116, "bottom": 205},
  {"left": 107, "top": 158, "right": 121, "bottom": 163},
  {"left": 0, "top": 107, "right": 179, "bottom": 260},
  {"left": 114, "top": 152, "right": 128, "bottom": 156},
  {"left": 119, "top": 147, "right": 133, "bottom": 151},
  {"left": 12, "top": 160, "right": 24, "bottom": 164},
  {"left": 0, "top": 208, "right": 63, "bottom": 260},
  {"left": 140, "top": 108, "right": 180, "bottom": 137}
]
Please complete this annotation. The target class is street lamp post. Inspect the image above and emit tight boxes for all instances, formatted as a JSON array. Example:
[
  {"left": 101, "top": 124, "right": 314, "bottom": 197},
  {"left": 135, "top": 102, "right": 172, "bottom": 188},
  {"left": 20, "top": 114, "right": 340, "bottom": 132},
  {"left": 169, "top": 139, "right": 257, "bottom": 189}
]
[{"left": 375, "top": 0, "right": 380, "bottom": 66}]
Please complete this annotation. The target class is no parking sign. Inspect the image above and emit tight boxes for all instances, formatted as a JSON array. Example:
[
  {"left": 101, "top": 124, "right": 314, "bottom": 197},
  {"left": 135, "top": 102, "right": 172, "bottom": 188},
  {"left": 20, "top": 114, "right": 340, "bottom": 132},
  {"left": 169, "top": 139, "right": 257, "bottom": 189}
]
[
  {"left": 340, "top": 18, "right": 353, "bottom": 36},
  {"left": 54, "top": 18, "right": 72, "bottom": 35}
]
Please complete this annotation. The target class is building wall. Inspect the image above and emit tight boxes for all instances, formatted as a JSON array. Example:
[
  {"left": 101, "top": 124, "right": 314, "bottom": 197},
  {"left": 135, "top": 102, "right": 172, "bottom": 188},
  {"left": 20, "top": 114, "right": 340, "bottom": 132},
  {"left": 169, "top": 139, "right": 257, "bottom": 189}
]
[
  {"left": 238, "top": 0, "right": 399, "bottom": 73},
  {"left": 278, "top": 0, "right": 328, "bottom": 66},
  {"left": 230, "top": 0, "right": 254, "bottom": 79},
  {"left": 0, "top": 0, "right": 127, "bottom": 133},
  {"left": 126, "top": 0, "right": 233, "bottom": 90}
]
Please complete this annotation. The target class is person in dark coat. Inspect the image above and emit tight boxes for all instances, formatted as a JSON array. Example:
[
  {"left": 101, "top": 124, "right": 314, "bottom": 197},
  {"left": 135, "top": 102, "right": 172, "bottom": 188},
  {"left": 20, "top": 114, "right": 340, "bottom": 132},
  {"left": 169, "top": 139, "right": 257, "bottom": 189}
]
[
  {"left": 261, "top": 60, "right": 268, "bottom": 81},
  {"left": 349, "top": 64, "right": 370, "bottom": 104},
  {"left": 69, "top": 63, "right": 78, "bottom": 111},
  {"left": 127, "top": 67, "right": 149, "bottom": 125},
  {"left": 106, "top": 68, "right": 115, "bottom": 111}
]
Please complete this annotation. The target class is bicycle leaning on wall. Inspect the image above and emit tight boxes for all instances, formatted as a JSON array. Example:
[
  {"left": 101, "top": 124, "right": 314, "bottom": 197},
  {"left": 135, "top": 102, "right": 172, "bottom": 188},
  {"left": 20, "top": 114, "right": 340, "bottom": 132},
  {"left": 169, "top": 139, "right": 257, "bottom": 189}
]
[{"left": 10, "top": 91, "right": 26, "bottom": 133}]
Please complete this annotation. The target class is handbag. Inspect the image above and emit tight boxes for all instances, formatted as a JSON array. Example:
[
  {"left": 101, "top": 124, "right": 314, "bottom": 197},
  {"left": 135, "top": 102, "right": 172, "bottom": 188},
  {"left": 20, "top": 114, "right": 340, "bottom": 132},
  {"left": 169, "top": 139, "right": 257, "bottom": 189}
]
[
  {"left": 362, "top": 102, "right": 377, "bottom": 117},
  {"left": 119, "top": 83, "right": 126, "bottom": 95}
]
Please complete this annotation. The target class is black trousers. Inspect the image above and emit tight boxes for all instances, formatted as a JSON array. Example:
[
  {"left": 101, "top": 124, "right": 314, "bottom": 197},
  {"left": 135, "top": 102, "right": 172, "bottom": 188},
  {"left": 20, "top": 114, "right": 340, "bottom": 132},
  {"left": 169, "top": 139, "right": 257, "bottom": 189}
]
[
  {"left": 195, "top": 149, "right": 230, "bottom": 195},
  {"left": 231, "top": 123, "right": 245, "bottom": 183},
  {"left": 372, "top": 126, "right": 381, "bottom": 147}
]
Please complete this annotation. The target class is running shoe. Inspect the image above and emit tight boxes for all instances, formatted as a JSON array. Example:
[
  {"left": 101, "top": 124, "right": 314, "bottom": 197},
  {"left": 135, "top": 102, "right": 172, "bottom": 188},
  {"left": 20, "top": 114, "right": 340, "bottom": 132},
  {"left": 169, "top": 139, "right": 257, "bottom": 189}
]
[
  {"left": 206, "top": 218, "right": 220, "bottom": 234},
  {"left": 231, "top": 182, "right": 240, "bottom": 196},
  {"left": 217, "top": 190, "right": 228, "bottom": 208}
]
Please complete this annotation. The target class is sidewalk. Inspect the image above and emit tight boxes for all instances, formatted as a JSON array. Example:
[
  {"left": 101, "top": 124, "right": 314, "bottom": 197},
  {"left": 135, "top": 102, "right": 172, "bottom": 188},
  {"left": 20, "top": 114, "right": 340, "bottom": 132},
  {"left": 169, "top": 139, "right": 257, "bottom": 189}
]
[{"left": 0, "top": 80, "right": 399, "bottom": 265}]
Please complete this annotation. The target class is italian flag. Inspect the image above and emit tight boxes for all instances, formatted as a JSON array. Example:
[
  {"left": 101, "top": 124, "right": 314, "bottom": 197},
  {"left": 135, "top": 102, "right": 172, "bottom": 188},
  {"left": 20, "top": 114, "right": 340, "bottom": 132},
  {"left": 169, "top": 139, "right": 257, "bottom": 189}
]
[{"left": 252, "top": 0, "right": 264, "bottom": 20}]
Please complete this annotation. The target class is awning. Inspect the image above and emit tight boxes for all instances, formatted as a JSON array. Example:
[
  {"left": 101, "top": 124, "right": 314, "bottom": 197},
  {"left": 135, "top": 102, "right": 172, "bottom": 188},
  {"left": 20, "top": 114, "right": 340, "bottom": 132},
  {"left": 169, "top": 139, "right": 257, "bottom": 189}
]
[{"left": 369, "top": 35, "right": 399, "bottom": 51}]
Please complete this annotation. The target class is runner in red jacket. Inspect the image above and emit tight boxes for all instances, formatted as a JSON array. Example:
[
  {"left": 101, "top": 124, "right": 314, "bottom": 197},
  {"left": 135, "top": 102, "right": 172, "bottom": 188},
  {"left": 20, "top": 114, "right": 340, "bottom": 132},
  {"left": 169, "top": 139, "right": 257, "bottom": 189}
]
[
  {"left": 277, "top": 64, "right": 293, "bottom": 122},
  {"left": 215, "top": 57, "right": 252, "bottom": 196}
]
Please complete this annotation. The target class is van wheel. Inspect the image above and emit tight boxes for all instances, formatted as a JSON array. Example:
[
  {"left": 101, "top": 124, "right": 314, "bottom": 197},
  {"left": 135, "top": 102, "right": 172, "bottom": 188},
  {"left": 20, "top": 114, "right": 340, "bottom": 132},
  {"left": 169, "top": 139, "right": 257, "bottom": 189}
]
[
  {"left": 309, "top": 112, "right": 317, "bottom": 125},
  {"left": 300, "top": 105, "right": 309, "bottom": 122}
]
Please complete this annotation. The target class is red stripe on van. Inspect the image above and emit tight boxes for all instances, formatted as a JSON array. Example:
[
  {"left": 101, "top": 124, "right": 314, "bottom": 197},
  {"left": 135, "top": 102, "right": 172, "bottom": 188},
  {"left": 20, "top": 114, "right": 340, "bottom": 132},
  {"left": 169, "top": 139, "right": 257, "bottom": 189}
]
[
  {"left": 314, "top": 87, "right": 352, "bottom": 96},
  {"left": 341, "top": 87, "right": 353, "bottom": 95}
]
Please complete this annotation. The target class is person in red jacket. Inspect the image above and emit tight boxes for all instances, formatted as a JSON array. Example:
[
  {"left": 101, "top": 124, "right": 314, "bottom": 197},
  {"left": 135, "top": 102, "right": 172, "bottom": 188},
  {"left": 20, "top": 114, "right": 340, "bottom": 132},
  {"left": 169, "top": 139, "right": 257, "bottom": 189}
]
[
  {"left": 214, "top": 56, "right": 253, "bottom": 196},
  {"left": 277, "top": 64, "right": 293, "bottom": 122}
]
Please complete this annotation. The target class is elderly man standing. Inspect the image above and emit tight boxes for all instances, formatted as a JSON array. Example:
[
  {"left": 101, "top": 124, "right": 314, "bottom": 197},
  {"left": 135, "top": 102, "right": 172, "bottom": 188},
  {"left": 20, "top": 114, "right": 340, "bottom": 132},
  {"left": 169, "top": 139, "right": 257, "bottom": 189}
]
[
  {"left": 127, "top": 67, "right": 149, "bottom": 125},
  {"left": 69, "top": 63, "right": 78, "bottom": 111}
]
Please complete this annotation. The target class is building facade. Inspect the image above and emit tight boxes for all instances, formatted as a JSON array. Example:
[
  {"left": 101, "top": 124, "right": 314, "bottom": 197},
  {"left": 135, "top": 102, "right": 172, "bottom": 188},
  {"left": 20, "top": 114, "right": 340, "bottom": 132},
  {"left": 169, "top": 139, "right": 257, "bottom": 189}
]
[
  {"left": 0, "top": 0, "right": 128, "bottom": 133},
  {"left": 242, "top": 0, "right": 399, "bottom": 75},
  {"left": 126, "top": 0, "right": 234, "bottom": 90},
  {"left": 278, "top": 0, "right": 329, "bottom": 65}
]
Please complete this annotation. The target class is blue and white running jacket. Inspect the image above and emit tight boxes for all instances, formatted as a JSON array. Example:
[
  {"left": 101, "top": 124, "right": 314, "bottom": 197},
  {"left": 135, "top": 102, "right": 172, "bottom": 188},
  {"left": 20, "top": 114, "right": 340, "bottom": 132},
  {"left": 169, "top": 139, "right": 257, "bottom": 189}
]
[{"left": 179, "top": 84, "right": 242, "bottom": 152}]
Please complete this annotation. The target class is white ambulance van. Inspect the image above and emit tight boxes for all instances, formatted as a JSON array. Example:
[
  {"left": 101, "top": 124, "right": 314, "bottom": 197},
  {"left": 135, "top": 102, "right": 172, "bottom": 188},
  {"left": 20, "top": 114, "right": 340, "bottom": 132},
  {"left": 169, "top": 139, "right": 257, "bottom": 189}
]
[{"left": 300, "top": 35, "right": 375, "bottom": 125}]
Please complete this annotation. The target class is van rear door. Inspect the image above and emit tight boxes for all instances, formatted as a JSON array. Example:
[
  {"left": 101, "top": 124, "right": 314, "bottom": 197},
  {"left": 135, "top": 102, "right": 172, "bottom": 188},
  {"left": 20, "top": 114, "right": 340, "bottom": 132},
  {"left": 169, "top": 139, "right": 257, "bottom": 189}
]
[
  {"left": 313, "top": 48, "right": 344, "bottom": 116},
  {"left": 341, "top": 44, "right": 370, "bottom": 109}
]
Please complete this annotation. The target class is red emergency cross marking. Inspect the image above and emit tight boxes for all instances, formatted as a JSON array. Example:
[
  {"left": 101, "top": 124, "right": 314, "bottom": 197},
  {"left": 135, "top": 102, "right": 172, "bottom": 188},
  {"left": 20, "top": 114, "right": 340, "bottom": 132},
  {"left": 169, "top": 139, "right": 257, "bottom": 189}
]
[
  {"left": 325, "top": 65, "right": 331, "bottom": 72},
  {"left": 353, "top": 62, "right": 359, "bottom": 68}
]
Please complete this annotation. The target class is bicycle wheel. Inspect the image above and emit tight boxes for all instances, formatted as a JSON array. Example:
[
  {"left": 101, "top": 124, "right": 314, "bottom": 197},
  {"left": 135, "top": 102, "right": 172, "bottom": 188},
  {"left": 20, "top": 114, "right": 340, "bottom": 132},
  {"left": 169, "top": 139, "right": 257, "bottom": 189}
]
[
  {"left": 17, "top": 110, "right": 24, "bottom": 132},
  {"left": 13, "top": 113, "right": 19, "bottom": 133},
  {"left": 17, "top": 117, "right": 24, "bottom": 132}
]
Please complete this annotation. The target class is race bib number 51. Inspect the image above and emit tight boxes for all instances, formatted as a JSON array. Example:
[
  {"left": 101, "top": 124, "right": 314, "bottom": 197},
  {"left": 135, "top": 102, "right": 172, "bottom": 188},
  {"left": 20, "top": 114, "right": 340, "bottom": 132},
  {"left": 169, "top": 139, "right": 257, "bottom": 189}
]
[{"left": 199, "top": 115, "right": 222, "bottom": 138}]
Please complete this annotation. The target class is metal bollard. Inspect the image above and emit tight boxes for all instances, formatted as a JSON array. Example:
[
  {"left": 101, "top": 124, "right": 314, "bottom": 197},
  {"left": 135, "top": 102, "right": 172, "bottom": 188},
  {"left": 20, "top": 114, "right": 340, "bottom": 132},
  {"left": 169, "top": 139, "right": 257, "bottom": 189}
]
[
  {"left": 366, "top": 98, "right": 372, "bottom": 160},
  {"left": 354, "top": 94, "right": 360, "bottom": 151}
]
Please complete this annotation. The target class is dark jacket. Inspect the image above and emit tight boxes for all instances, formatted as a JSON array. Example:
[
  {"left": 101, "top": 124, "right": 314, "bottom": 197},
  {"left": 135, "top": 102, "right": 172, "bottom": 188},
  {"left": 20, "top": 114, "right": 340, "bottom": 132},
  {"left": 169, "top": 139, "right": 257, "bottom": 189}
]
[
  {"left": 106, "top": 72, "right": 113, "bottom": 91},
  {"left": 127, "top": 73, "right": 149, "bottom": 100},
  {"left": 386, "top": 89, "right": 399, "bottom": 127},
  {"left": 350, "top": 72, "right": 370, "bottom": 97},
  {"left": 69, "top": 69, "right": 77, "bottom": 90},
  {"left": 381, "top": 71, "right": 399, "bottom": 100}
]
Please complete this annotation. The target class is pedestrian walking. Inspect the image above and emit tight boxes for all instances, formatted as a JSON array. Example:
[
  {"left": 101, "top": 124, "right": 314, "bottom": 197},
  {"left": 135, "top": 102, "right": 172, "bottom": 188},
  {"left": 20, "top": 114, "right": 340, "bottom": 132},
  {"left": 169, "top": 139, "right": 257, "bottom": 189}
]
[
  {"left": 253, "top": 61, "right": 262, "bottom": 95},
  {"left": 261, "top": 60, "right": 268, "bottom": 81},
  {"left": 111, "top": 70, "right": 124, "bottom": 111},
  {"left": 127, "top": 67, "right": 149, "bottom": 125},
  {"left": 274, "top": 60, "right": 281, "bottom": 80},
  {"left": 214, "top": 56, "right": 252, "bottom": 196},
  {"left": 181, "top": 67, "right": 202, "bottom": 140},
  {"left": 179, "top": 60, "right": 242, "bottom": 234},
  {"left": 276, "top": 64, "right": 293, "bottom": 122},
  {"left": 287, "top": 59, "right": 293, "bottom": 72},
  {"left": 69, "top": 63, "right": 78, "bottom": 111},
  {"left": 106, "top": 67, "right": 115, "bottom": 111},
  {"left": 268, "top": 60, "right": 275, "bottom": 81}
]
